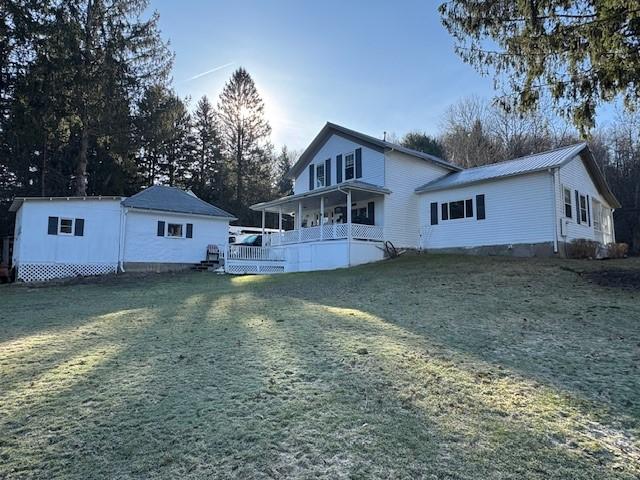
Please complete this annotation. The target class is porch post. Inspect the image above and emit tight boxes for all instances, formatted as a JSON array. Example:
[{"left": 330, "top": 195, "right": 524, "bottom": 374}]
[
  {"left": 346, "top": 190, "right": 352, "bottom": 240},
  {"left": 278, "top": 207, "right": 283, "bottom": 233},
  {"left": 261, "top": 209, "right": 266, "bottom": 237},
  {"left": 320, "top": 196, "right": 324, "bottom": 240},
  {"left": 298, "top": 201, "right": 303, "bottom": 242}
]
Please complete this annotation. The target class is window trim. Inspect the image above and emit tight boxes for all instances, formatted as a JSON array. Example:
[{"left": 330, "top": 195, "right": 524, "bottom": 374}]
[
  {"left": 316, "top": 163, "right": 325, "bottom": 188},
  {"left": 166, "top": 223, "right": 184, "bottom": 238},
  {"left": 579, "top": 194, "right": 588, "bottom": 224},
  {"left": 344, "top": 151, "right": 355, "bottom": 181},
  {"left": 563, "top": 186, "right": 573, "bottom": 219},
  {"left": 440, "top": 198, "right": 475, "bottom": 221},
  {"left": 58, "top": 218, "right": 74, "bottom": 235}
]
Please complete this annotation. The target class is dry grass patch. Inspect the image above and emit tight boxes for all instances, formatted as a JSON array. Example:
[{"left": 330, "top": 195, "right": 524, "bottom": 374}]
[{"left": 1, "top": 254, "right": 639, "bottom": 479}]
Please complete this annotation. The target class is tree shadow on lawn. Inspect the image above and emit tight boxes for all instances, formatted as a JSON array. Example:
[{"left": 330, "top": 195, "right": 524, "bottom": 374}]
[{"left": 2, "top": 260, "right": 639, "bottom": 479}]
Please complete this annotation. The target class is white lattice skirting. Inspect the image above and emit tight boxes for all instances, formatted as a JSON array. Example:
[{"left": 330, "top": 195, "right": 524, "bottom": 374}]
[
  {"left": 17, "top": 263, "right": 118, "bottom": 282},
  {"left": 225, "top": 262, "right": 285, "bottom": 275}
]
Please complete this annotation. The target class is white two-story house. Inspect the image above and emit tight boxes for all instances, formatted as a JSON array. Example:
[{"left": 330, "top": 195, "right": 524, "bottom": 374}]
[{"left": 226, "top": 122, "right": 620, "bottom": 274}]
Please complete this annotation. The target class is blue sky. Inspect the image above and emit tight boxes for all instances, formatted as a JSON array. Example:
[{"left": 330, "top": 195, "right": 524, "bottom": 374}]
[{"left": 150, "top": 1, "right": 527, "bottom": 150}]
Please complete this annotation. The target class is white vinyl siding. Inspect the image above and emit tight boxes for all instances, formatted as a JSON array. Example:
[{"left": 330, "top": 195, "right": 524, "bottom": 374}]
[
  {"left": 124, "top": 210, "right": 228, "bottom": 264},
  {"left": 383, "top": 150, "right": 451, "bottom": 248},
  {"left": 419, "top": 171, "right": 556, "bottom": 249},
  {"left": 294, "top": 133, "right": 385, "bottom": 194},
  {"left": 556, "top": 154, "right": 615, "bottom": 243}
]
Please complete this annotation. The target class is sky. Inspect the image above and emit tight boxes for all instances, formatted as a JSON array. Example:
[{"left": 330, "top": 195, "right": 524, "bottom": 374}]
[{"left": 149, "top": 0, "right": 593, "bottom": 151}]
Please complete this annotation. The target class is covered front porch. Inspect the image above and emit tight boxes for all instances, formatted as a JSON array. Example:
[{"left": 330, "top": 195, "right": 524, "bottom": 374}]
[{"left": 252, "top": 181, "right": 389, "bottom": 245}]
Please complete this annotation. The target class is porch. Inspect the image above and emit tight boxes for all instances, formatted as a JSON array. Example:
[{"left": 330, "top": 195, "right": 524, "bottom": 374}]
[
  {"left": 225, "top": 181, "right": 390, "bottom": 274},
  {"left": 253, "top": 180, "right": 390, "bottom": 245}
]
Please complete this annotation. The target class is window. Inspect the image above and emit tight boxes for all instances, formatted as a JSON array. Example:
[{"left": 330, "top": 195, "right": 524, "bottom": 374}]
[
  {"left": 476, "top": 194, "right": 486, "bottom": 220},
  {"left": 564, "top": 187, "right": 572, "bottom": 218},
  {"left": 316, "top": 163, "right": 325, "bottom": 188},
  {"left": 440, "top": 198, "right": 475, "bottom": 221},
  {"left": 59, "top": 218, "right": 73, "bottom": 235},
  {"left": 592, "top": 199, "right": 602, "bottom": 231},
  {"left": 449, "top": 200, "right": 465, "bottom": 219},
  {"left": 579, "top": 194, "right": 588, "bottom": 223},
  {"left": 344, "top": 152, "right": 355, "bottom": 180},
  {"left": 167, "top": 223, "right": 183, "bottom": 237}
]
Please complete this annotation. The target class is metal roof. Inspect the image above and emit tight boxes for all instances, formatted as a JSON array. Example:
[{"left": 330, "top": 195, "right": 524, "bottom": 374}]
[
  {"left": 288, "top": 122, "right": 461, "bottom": 178},
  {"left": 415, "top": 143, "right": 621, "bottom": 208},
  {"left": 122, "top": 185, "right": 236, "bottom": 218}
]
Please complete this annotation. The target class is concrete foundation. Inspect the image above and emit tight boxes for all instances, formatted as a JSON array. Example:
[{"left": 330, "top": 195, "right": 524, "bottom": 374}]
[
  {"left": 123, "top": 262, "right": 194, "bottom": 273},
  {"left": 423, "top": 242, "right": 558, "bottom": 258}
]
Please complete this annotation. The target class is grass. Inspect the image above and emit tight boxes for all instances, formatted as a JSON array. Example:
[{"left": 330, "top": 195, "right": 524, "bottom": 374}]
[{"left": 0, "top": 254, "right": 639, "bottom": 479}]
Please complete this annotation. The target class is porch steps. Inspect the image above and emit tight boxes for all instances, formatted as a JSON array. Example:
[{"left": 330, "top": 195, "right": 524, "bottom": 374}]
[{"left": 191, "top": 260, "right": 222, "bottom": 272}]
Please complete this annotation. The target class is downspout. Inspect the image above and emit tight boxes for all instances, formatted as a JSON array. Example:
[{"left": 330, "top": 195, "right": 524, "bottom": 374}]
[
  {"left": 118, "top": 206, "right": 127, "bottom": 272},
  {"left": 550, "top": 168, "right": 559, "bottom": 254},
  {"left": 337, "top": 186, "right": 351, "bottom": 267}
]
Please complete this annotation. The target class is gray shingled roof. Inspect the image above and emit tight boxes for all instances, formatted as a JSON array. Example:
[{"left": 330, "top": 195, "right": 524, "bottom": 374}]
[
  {"left": 122, "top": 185, "right": 236, "bottom": 218},
  {"left": 288, "top": 122, "right": 461, "bottom": 178},
  {"left": 415, "top": 143, "right": 621, "bottom": 208}
]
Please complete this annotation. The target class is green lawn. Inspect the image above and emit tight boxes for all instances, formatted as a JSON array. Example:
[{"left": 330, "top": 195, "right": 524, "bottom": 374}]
[{"left": 1, "top": 254, "right": 639, "bottom": 479}]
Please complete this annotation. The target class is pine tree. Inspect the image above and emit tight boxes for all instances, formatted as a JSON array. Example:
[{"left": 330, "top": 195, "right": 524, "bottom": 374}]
[
  {"left": 400, "top": 132, "right": 446, "bottom": 159},
  {"left": 275, "top": 146, "right": 294, "bottom": 196},
  {"left": 217, "top": 67, "right": 272, "bottom": 215},
  {"left": 191, "top": 96, "right": 224, "bottom": 201},
  {"left": 439, "top": 1, "right": 640, "bottom": 134}
]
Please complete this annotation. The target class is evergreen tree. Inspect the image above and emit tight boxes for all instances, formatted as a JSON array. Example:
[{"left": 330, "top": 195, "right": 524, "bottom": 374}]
[
  {"left": 217, "top": 67, "right": 272, "bottom": 218},
  {"left": 400, "top": 132, "right": 446, "bottom": 159},
  {"left": 275, "top": 146, "right": 294, "bottom": 196},
  {"left": 439, "top": 1, "right": 640, "bottom": 134},
  {"left": 191, "top": 96, "right": 224, "bottom": 201}
]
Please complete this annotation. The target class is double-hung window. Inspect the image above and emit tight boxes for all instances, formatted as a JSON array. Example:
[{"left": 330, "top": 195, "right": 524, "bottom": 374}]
[
  {"left": 579, "top": 194, "right": 588, "bottom": 223},
  {"left": 59, "top": 218, "right": 74, "bottom": 235},
  {"left": 563, "top": 187, "right": 572, "bottom": 218},
  {"left": 344, "top": 153, "right": 355, "bottom": 180},
  {"left": 316, "top": 163, "right": 325, "bottom": 188}
]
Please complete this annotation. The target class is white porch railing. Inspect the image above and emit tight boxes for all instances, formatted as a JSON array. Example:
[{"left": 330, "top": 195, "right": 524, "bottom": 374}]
[
  {"left": 227, "top": 245, "right": 285, "bottom": 261},
  {"left": 268, "top": 223, "right": 383, "bottom": 245}
]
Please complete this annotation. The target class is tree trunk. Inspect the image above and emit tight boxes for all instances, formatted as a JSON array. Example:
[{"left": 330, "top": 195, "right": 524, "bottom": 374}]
[
  {"left": 75, "top": 125, "right": 89, "bottom": 196},
  {"left": 235, "top": 127, "right": 243, "bottom": 207}
]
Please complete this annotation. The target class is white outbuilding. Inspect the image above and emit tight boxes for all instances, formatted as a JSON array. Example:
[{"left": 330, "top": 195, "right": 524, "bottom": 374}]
[{"left": 9, "top": 186, "right": 235, "bottom": 282}]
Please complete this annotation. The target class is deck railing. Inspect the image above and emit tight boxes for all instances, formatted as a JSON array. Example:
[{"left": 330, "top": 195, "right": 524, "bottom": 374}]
[
  {"left": 227, "top": 245, "right": 285, "bottom": 261},
  {"left": 268, "top": 223, "right": 383, "bottom": 245}
]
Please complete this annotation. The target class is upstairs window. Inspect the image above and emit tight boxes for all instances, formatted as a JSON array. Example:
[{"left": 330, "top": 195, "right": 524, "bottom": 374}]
[
  {"left": 563, "top": 187, "right": 572, "bottom": 218},
  {"left": 344, "top": 153, "right": 355, "bottom": 180},
  {"left": 316, "top": 163, "right": 325, "bottom": 188}
]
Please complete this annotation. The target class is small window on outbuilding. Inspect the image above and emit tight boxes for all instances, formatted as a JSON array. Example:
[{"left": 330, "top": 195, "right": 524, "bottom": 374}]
[
  {"left": 59, "top": 218, "right": 73, "bottom": 235},
  {"left": 167, "top": 223, "right": 183, "bottom": 237}
]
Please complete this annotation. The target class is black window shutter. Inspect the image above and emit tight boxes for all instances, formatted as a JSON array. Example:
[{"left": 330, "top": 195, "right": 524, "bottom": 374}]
[
  {"left": 430, "top": 202, "right": 438, "bottom": 225},
  {"left": 157, "top": 221, "right": 165, "bottom": 236},
  {"left": 441, "top": 203, "right": 449, "bottom": 221},
  {"left": 355, "top": 148, "right": 362, "bottom": 178},
  {"left": 74, "top": 218, "right": 85, "bottom": 236},
  {"left": 336, "top": 155, "right": 343, "bottom": 183},
  {"left": 325, "top": 158, "right": 331, "bottom": 186},
  {"left": 367, "top": 201, "right": 375, "bottom": 225},
  {"left": 476, "top": 194, "right": 486, "bottom": 220},
  {"left": 186, "top": 223, "right": 193, "bottom": 238},
  {"left": 575, "top": 191, "right": 580, "bottom": 224},
  {"left": 586, "top": 195, "right": 591, "bottom": 226},
  {"left": 48, "top": 216, "right": 58, "bottom": 235},
  {"left": 308, "top": 164, "right": 314, "bottom": 190}
]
